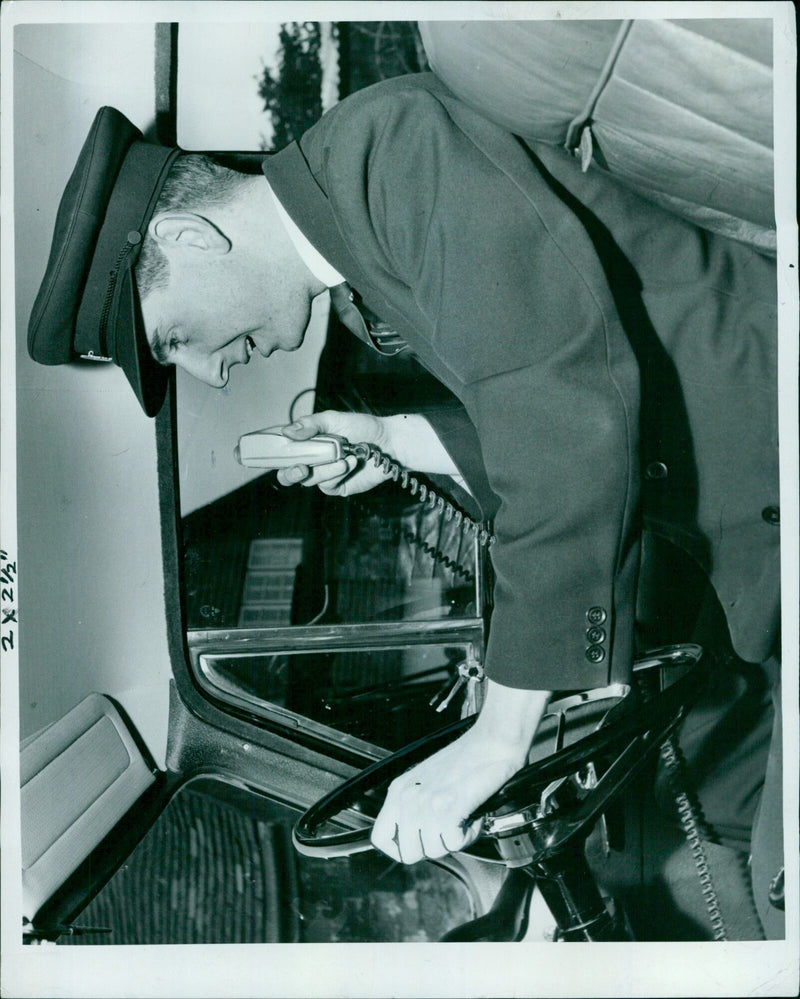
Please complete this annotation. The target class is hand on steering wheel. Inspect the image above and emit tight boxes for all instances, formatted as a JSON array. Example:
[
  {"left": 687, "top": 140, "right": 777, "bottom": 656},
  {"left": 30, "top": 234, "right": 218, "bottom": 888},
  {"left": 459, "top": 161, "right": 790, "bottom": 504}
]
[
  {"left": 371, "top": 682, "right": 550, "bottom": 863},
  {"left": 293, "top": 646, "right": 705, "bottom": 864}
]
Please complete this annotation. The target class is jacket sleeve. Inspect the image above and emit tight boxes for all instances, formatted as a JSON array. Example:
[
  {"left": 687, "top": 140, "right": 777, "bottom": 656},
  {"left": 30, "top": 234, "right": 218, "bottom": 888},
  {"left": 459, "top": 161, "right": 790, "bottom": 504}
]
[{"left": 319, "top": 78, "right": 642, "bottom": 691}]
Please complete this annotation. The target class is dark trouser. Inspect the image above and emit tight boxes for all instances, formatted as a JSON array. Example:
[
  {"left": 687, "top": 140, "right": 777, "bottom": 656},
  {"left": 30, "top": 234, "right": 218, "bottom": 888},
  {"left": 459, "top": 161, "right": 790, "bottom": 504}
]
[
  {"left": 749, "top": 673, "right": 784, "bottom": 939},
  {"left": 655, "top": 655, "right": 784, "bottom": 939},
  {"left": 637, "top": 535, "right": 783, "bottom": 938}
]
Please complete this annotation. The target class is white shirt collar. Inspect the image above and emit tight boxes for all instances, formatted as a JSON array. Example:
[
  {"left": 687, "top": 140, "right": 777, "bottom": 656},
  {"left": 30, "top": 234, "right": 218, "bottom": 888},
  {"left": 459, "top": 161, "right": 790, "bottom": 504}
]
[{"left": 266, "top": 180, "right": 344, "bottom": 289}]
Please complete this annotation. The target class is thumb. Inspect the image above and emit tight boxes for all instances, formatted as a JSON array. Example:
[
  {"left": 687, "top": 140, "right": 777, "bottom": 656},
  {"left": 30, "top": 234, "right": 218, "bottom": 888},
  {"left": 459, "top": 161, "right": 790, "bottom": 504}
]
[
  {"left": 445, "top": 816, "right": 484, "bottom": 855},
  {"left": 462, "top": 816, "right": 485, "bottom": 848},
  {"left": 280, "top": 414, "right": 327, "bottom": 440}
]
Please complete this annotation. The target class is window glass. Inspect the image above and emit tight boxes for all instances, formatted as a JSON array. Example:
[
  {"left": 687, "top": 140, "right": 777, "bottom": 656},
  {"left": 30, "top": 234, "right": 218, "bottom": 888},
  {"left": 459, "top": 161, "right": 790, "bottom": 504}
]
[
  {"left": 177, "top": 22, "right": 286, "bottom": 150},
  {"left": 183, "top": 476, "right": 478, "bottom": 632},
  {"left": 198, "top": 641, "right": 478, "bottom": 751}
]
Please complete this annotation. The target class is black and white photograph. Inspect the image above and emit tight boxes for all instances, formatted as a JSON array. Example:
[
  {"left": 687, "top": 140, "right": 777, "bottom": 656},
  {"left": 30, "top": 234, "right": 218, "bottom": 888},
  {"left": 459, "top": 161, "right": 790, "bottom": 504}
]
[{"left": 1, "top": 2, "right": 797, "bottom": 996}]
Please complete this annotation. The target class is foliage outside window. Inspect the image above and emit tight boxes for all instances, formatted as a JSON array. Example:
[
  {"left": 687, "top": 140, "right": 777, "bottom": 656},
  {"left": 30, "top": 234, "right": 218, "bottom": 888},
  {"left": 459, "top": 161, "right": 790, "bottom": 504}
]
[{"left": 257, "top": 21, "right": 429, "bottom": 149}]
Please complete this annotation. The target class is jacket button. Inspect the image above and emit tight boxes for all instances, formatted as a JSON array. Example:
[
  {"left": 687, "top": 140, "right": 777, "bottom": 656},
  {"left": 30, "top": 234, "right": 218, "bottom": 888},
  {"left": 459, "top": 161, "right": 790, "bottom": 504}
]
[
  {"left": 762, "top": 506, "right": 780, "bottom": 525},
  {"left": 586, "top": 606, "right": 607, "bottom": 625},
  {"left": 586, "top": 626, "right": 606, "bottom": 644},
  {"left": 645, "top": 461, "right": 669, "bottom": 480},
  {"left": 585, "top": 645, "right": 606, "bottom": 664}
]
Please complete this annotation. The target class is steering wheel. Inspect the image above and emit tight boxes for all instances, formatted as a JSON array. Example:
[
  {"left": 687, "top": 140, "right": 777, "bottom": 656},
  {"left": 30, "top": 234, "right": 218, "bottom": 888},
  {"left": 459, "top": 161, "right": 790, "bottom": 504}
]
[{"left": 293, "top": 645, "right": 705, "bottom": 862}]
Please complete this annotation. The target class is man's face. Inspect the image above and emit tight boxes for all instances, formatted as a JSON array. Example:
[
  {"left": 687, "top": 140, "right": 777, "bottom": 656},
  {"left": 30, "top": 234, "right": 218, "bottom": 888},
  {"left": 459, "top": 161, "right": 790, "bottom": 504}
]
[{"left": 140, "top": 236, "right": 314, "bottom": 388}]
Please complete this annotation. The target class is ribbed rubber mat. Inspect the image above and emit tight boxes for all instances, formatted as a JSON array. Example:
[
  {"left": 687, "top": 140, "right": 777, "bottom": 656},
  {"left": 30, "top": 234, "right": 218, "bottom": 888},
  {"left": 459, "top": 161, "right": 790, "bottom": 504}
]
[
  {"left": 57, "top": 782, "right": 474, "bottom": 944},
  {"left": 58, "top": 786, "right": 298, "bottom": 944}
]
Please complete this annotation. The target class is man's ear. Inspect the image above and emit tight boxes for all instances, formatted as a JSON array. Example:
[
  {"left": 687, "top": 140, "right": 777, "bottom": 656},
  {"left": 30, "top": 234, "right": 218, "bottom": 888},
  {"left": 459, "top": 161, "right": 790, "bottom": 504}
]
[{"left": 148, "top": 213, "right": 231, "bottom": 254}]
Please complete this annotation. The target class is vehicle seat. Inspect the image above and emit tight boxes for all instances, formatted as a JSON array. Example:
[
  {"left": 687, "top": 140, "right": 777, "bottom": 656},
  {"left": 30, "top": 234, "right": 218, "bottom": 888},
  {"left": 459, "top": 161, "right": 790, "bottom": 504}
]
[{"left": 20, "top": 693, "right": 156, "bottom": 924}]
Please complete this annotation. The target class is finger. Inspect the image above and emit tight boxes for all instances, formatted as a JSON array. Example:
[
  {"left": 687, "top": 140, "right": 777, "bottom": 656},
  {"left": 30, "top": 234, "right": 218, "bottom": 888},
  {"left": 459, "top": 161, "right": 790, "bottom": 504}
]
[
  {"left": 295, "top": 460, "right": 348, "bottom": 488},
  {"left": 419, "top": 818, "right": 480, "bottom": 862},
  {"left": 304, "top": 456, "right": 357, "bottom": 487},
  {"left": 318, "top": 460, "right": 360, "bottom": 495},
  {"left": 276, "top": 463, "right": 311, "bottom": 486},
  {"left": 371, "top": 810, "right": 402, "bottom": 863},
  {"left": 396, "top": 822, "right": 424, "bottom": 866},
  {"left": 417, "top": 827, "right": 448, "bottom": 861},
  {"left": 372, "top": 777, "right": 421, "bottom": 862},
  {"left": 453, "top": 816, "right": 484, "bottom": 853},
  {"left": 277, "top": 454, "right": 357, "bottom": 488},
  {"left": 371, "top": 814, "right": 424, "bottom": 866}
]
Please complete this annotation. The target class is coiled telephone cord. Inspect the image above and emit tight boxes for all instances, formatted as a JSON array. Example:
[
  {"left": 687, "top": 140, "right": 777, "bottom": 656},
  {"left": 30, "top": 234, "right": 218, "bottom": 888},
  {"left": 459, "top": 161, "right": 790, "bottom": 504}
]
[
  {"left": 400, "top": 528, "right": 476, "bottom": 582},
  {"left": 659, "top": 735, "right": 728, "bottom": 941},
  {"left": 351, "top": 442, "right": 495, "bottom": 549}
]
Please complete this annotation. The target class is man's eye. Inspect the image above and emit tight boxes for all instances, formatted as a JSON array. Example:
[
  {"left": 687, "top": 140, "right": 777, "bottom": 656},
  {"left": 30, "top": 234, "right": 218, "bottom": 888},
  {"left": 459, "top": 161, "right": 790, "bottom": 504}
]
[{"left": 169, "top": 336, "right": 183, "bottom": 354}]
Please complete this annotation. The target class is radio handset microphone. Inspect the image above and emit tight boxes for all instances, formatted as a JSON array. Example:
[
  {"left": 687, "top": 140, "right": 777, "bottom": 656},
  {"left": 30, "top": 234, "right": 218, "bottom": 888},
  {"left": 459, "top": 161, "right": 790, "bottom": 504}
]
[
  {"left": 234, "top": 427, "right": 494, "bottom": 548},
  {"left": 234, "top": 427, "right": 351, "bottom": 469}
]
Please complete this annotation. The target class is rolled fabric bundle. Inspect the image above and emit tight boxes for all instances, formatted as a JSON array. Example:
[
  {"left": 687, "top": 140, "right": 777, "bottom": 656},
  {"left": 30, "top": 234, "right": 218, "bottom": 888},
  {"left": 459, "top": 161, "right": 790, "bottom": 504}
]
[{"left": 420, "top": 18, "right": 775, "bottom": 254}]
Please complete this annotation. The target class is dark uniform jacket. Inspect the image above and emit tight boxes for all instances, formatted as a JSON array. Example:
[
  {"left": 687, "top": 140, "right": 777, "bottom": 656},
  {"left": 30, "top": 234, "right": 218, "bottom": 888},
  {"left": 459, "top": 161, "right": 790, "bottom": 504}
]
[{"left": 263, "top": 73, "right": 779, "bottom": 693}]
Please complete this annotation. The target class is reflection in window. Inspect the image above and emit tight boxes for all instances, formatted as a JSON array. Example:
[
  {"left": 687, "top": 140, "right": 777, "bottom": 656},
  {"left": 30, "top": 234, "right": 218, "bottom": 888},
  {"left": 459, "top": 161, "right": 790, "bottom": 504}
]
[
  {"left": 199, "top": 642, "right": 475, "bottom": 750},
  {"left": 183, "top": 473, "right": 477, "bottom": 633}
]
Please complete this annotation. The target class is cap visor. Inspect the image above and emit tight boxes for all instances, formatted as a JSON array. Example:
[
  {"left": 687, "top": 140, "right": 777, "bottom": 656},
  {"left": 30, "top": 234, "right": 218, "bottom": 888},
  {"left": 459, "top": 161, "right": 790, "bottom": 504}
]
[{"left": 114, "top": 267, "right": 170, "bottom": 417}]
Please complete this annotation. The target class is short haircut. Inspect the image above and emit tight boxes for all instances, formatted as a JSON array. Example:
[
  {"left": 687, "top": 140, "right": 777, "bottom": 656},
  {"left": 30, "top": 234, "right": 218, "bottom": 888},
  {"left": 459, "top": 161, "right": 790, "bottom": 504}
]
[{"left": 135, "top": 153, "right": 249, "bottom": 302}]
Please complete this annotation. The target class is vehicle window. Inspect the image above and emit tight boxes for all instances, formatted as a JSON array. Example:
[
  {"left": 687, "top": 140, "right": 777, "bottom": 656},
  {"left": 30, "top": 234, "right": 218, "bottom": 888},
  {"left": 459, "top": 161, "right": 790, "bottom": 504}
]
[
  {"left": 57, "top": 777, "right": 476, "bottom": 944},
  {"left": 194, "top": 639, "right": 479, "bottom": 752},
  {"left": 180, "top": 360, "right": 486, "bottom": 753},
  {"left": 182, "top": 466, "right": 479, "bottom": 632},
  {"left": 173, "top": 23, "right": 487, "bottom": 757}
]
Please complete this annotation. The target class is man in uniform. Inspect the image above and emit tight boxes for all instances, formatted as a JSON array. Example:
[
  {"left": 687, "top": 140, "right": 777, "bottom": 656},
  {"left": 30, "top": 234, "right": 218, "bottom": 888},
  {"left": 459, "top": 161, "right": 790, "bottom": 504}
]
[{"left": 28, "top": 72, "right": 783, "bottom": 937}]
